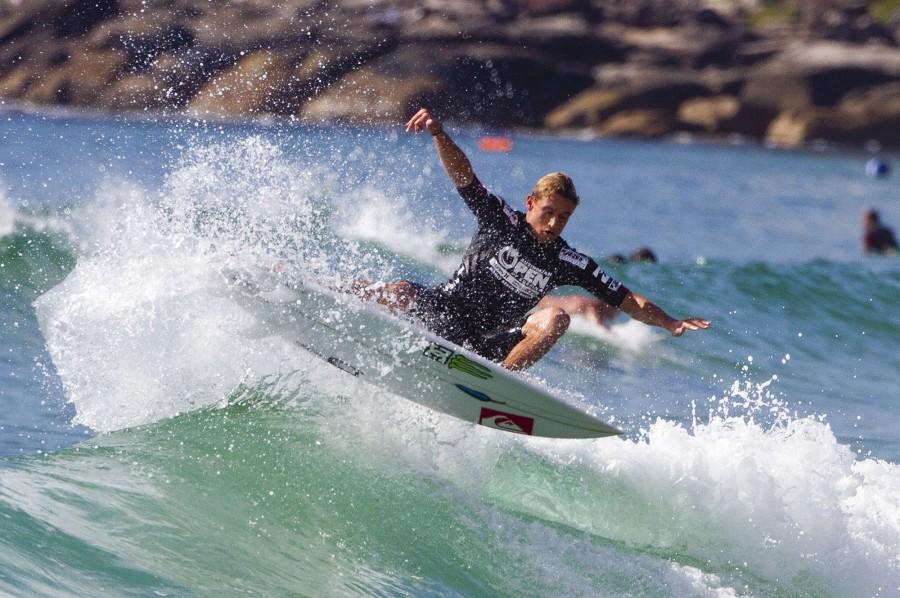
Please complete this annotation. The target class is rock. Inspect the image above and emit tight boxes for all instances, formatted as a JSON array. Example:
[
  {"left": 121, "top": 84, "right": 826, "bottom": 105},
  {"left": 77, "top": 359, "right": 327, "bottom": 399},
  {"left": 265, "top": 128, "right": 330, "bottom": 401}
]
[
  {"left": 504, "top": 15, "right": 624, "bottom": 64},
  {"left": 3, "top": 0, "right": 900, "bottom": 148},
  {"left": 118, "top": 25, "right": 196, "bottom": 72},
  {"left": 596, "top": 108, "right": 680, "bottom": 136},
  {"left": 266, "top": 39, "right": 399, "bottom": 116},
  {"left": 545, "top": 78, "right": 711, "bottom": 129},
  {"left": 150, "top": 47, "right": 238, "bottom": 108},
  {"left": 0, "top": 65, "right": 37, "bottom": 98},
  {"left": 300, "top": 42, "right": 593, "bottom": 127},
  {"left": 101, "top": 73, "right": 164, "bottom": 110},
  {"left": 741, "top": 40, "right": 900, "bottom": 113},
  {"left": 188, "top": 50, "right": 297, "bottom": 116},
  {"left": 840, "top": 81, "right": 900, "bottom": 117},
  {"left": 803, "top": 3, "right": 894, "bottom": 44},
  {"left": 525, "top": 0, "right": 593, "bottom": 17},
  {"left": 679, "top": 94, "right": 778, "bottom": 136},
  {"left": 299, "top": 67, "right": 440, "bottom": 124},
  {"left": 23, "top": 48, "right": 126, "bottom": 105},
  {"left": 597, "top": 22, "right": 753, "bottom": 69},
  {"left": 98, "top": 46, "right": 236, "bottom": 110},
  {"left": 678, "top": 94, "right": 740, "bottom": 130},
  {"left": 765, "top": 83, "right": 900, "bottom": 147},
  {"left": 53, "top": 0, "right": 120, "bottom": 37}
]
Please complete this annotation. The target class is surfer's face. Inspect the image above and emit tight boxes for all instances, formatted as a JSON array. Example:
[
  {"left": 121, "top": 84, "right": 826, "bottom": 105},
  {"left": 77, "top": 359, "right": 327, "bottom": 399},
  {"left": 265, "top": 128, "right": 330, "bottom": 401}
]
[{"left": 525, "top": 192, "right": 577, "bottom": 243}]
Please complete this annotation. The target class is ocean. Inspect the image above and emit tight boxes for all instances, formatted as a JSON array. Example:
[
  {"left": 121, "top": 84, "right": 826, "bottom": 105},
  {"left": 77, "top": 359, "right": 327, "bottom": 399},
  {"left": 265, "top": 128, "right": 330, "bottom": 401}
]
[{"left": 0, "top": 109, "right": 898, "bottom": 597}]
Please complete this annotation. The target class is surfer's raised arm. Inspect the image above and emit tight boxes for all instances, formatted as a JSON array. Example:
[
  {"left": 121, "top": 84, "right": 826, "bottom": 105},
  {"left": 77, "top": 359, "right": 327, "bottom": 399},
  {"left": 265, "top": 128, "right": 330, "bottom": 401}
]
[{"left": 405, "top": 107, "right": 474, "bottom": 188}]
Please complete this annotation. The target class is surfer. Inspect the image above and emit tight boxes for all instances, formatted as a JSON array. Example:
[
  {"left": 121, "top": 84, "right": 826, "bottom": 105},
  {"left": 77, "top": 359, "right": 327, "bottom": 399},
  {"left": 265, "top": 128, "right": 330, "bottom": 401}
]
[
  {"left": 862, "top": 209, "right": 898, "bottom": 255},
  {"left": 353, "top": 107, "right": 709, "bottom": 370}
]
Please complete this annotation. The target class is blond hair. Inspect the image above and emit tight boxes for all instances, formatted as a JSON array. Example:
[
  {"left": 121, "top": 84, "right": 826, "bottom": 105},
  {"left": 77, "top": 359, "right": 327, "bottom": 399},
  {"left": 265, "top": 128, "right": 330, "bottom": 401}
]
[{"left": 532, "top": 172, "right": 580, "bottom": 205}]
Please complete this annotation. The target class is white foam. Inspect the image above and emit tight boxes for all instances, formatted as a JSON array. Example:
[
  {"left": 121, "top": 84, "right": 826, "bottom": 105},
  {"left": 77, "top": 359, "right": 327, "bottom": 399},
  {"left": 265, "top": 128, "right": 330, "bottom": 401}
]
[
  {"left": 34, "top": 137, "right": 351, "bottom": 432},
  {"left": 335, "top": 185, "right": 462, "bottom": 275},
  {"left": 0, "top": 185, "right": 15, "bottom": 237},
  {"left": 567, "top": 314, "right": 663, "bottom": 354},
  {"left": 335, "top": 369, "right": 899, "bottom": 596}
]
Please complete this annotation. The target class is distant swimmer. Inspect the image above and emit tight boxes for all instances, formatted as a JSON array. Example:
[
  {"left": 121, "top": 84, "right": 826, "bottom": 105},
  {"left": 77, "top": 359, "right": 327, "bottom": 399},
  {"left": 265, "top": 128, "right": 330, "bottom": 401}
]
[
  {"left": 865, "top": 158, "right": 890, "bottom": 178},
  {"left": 629, "top": 247, "right": 658, "bottom": 263},
  {"left": 349, "top": 107, "right": 709, "bottom": 371},
  {"left": 862, "top": 209, "right": 899, "bottom": 255}
]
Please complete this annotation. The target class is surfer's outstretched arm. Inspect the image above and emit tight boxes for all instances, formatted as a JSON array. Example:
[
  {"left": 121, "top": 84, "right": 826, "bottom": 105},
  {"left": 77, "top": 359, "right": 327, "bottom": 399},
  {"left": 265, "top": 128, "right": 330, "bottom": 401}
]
[
  {"left": 619, "top": 291, "right": 710, "bottom": 336},
  {"left": 405, "top": 107, "right": 474, "bottom": 187}
]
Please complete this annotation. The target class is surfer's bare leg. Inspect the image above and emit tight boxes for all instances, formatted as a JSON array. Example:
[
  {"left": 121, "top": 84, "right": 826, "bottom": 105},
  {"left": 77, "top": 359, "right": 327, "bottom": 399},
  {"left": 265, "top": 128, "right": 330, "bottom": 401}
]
[
  {"left": 345, "top": 280, "right": 418, "bottom": 313},
  {"left": 502, "top": 307, "right": 570, "bottom": 371}
]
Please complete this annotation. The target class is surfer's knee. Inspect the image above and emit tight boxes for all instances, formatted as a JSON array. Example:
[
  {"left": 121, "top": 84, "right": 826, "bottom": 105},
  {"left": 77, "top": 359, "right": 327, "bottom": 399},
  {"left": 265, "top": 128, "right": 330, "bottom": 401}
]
[
  {"left": 528, "top": 307, "right": 570, "bottom": 339},
  {"left": 383, "top": 281, "right": 418, "bottom": 310},
  {"left": 549, "top": 308, "right": 571, "bottom": 336}
]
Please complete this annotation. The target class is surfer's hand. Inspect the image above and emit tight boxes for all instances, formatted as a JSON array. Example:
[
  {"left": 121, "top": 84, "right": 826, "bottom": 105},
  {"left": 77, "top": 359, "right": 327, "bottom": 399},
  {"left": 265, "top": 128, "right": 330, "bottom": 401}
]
[
  {"left": 669, "top": 318, "right": 710, "bottom": 336},
  {"left": 405, "top": 107, "right": 442, "bottom": 136}
]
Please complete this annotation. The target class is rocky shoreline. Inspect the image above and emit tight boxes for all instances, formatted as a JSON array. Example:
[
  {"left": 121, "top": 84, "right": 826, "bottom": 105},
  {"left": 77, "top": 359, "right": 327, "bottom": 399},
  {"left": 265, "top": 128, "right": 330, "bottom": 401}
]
[{"left": 4, "top": 0, "right": 900, "bottom": 148}]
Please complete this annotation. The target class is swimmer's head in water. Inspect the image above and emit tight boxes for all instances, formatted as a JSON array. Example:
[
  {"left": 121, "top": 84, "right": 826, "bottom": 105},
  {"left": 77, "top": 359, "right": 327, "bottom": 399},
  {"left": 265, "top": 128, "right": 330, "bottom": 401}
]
[
  {"left": 630, "top": 247, "right": 658, "bottom": 263},
  {"left": 864, "top": 209, "right": 881, "bottom": 227}
]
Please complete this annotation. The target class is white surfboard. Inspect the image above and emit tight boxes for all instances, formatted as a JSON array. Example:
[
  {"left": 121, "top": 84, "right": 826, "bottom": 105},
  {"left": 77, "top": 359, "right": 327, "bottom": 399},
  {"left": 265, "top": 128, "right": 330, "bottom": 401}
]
[{"left": 228, "top": 267, "right": 622, "bottom": 439}]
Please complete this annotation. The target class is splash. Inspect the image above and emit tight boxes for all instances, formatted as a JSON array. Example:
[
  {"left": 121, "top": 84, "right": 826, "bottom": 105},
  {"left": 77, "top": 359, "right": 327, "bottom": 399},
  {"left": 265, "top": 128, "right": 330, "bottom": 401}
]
[
  {"left": 321, "top": 362, "right": 899, "bottom": 596},
  {"left": 0, "top": 185, "right": 14, "bottom": 237},
  {"left": 335, "top": 184, "right": 463, "bottom": 276},
  {"left": 566, "top": 314, "right": 663, "bottom": 354},
  {"left": 34, "top": 137, "right": 358, "bottom": 432}
]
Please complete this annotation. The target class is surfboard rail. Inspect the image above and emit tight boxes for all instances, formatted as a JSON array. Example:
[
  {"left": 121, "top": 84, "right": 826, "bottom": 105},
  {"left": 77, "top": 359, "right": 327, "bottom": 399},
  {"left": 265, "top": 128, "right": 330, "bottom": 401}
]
[{"left": 227, "top": 267, "right": 622, "bottom": 439}]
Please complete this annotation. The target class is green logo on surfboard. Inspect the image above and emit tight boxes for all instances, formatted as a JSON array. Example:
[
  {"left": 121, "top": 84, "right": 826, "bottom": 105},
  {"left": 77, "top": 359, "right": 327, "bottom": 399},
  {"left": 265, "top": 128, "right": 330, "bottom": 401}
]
[{"left": 423, "top": 342, "right": 493, "bottom": 380}]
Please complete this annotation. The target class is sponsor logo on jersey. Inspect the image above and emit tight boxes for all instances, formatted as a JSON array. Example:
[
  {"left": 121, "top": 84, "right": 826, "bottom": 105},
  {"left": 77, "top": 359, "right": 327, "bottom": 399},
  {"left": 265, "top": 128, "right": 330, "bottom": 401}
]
[
  {"left": 499, "top": 199, "right": 519, "bottom": 225},
  {"left": 488, "top": 245, "right": 551, "bottom": 298},
  {"left": 592, "top": 265, "right": 622, "bottom": 292},
  {"left": 423, "top": 342, "right": 493, "bottom": 380},
  {"left": 559, "top": 247, "right": 589, "bottom": 269},
  {"left": 478, "top": 407, "right": 535, "bottom": 435}
]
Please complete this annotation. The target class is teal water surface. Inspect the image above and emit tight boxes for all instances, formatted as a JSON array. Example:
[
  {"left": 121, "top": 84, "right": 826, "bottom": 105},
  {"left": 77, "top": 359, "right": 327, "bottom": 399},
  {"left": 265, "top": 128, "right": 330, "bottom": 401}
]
[{"left": 0, "top": 110, "right": 898, "bottom": 596}]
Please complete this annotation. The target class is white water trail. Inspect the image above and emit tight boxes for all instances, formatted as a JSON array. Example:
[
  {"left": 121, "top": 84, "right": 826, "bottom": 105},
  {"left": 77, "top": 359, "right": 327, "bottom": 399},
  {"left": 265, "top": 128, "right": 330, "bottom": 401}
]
[
  {"left": 335, "top": 184, "right": 463, "bottom": 276},
  {"left": 0, "top": 185, "right": 15, "bottom": 237},
  {"left": 334, "top": 370, "right": 900, "bottom": 597},
  {"left": 34, "top": 137, "right": 349, "bottom": 432}
]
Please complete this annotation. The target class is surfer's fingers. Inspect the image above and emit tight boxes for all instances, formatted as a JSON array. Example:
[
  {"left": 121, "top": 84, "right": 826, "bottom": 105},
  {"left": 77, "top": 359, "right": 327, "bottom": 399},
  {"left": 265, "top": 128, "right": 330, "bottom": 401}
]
[
  {"left": 682, "top": 318, "right": 710, "bottom": 331},
  {"left": 405, "top": 108, "right": 431, "bottom": 133},
  {"left": 404, "top": 110, "right": 424, "bottom": 131}
]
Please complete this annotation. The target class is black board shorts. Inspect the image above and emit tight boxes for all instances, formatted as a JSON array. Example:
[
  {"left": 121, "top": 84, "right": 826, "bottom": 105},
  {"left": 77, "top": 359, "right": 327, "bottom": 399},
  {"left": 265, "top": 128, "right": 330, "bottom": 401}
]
[{"left": 405, "top": 282, "right": 526, "bottom": 363}]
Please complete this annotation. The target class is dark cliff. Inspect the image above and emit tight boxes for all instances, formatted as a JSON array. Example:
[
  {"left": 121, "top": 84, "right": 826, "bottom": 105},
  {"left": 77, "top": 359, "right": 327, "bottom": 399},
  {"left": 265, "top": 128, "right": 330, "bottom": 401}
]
[{"left": 4, "top": 0, "right": 900, "bottom": 148}]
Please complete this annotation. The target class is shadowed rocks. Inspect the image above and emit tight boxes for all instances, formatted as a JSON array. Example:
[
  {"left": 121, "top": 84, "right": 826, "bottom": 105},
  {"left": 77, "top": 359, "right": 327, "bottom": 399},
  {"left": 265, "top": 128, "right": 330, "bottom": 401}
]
[{"left": 2, "top": 0, "right": 900, "bottom": 148}]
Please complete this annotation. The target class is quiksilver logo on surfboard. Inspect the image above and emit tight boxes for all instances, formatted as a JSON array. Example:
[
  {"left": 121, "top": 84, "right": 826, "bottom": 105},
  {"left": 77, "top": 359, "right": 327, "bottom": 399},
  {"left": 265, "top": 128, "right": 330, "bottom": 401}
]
[{"left": 478, "top": 407, "right": 534, "bottom": 435}]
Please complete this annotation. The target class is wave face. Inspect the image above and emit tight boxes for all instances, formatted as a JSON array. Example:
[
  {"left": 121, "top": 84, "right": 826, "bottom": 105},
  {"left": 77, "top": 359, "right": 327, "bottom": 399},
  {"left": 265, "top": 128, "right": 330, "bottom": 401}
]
[{"left": 1, "top": 114, "right": 899, "bottom": 596}]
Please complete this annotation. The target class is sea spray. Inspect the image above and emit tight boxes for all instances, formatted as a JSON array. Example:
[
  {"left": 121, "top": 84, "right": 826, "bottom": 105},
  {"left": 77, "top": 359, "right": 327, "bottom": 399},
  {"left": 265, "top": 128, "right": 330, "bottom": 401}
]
[
  {"left": 0, "top": 185, "right": 14, "bottom": 238},
  {"left": 33, "top": 136, "right": 389, "bottom": 431},
  {"left": 470, "top": 371, "right": 900, "bottom": 597},
  {"left": 336, "top": 184, "right": 462, "bottom": 276}
]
